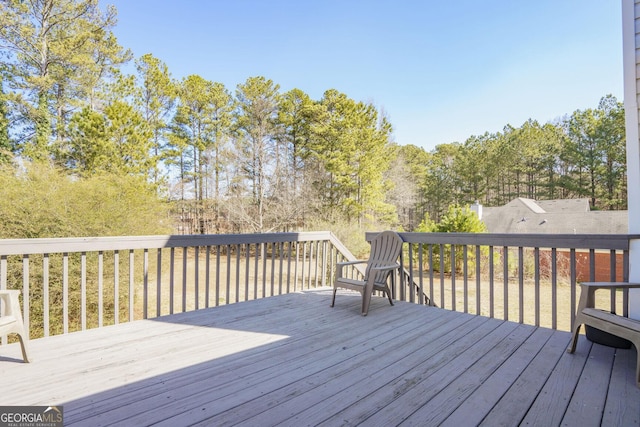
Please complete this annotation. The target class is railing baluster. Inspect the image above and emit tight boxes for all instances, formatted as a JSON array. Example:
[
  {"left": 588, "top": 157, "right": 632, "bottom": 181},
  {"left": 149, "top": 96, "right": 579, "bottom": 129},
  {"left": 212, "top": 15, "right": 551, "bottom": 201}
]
[
  {"left": 503, "top": 246, "right": 508, "bottom": 321},
  {"left": 302, "top": 242, "right": 307, "bottom": 290},
  {"left": 253, "top": 244, "right": 259, "bottom": 298},
  {"left": 81, "top": 252, "right": 86, "bottom": 330},
  {"left": 451, "top": 245, "right": 456, "bottom": 311},
  {"left": 321, "top": 241, "right": 327, "bottom": 289},
  {"left": 235, "top": 244, "right": 240, "bottom": 303},
  {"left": 43, "top": 254, "right": 50, "bottom": 336},
  {"left": 314, "top": 241, "right": 320, "bottom": 288},
  {"left": 228, "top": 244, "right": 240, "bottom": 302},
  {"left": 143, "top": 249, "right": 148, "bottom": 319},
  {"left": 534, "top": 247, "right": 540, "bottom": 327},
  {"left": 408, "top": 243, "right": 414, "bottom": 303},
  {"left": 182, "top": 247, "right": 188, "bottom": 311},
  {"left": 98, "top": 251, "right": 103, "bottom": 328},
  {"left": 570, "top": 248, "right": 577, "bottom": 331},
  {"left": 295, "top": 242, "right": 301, "bottom": 292},
  {"left": 262, "top": 243, "right": 267, "bottom": 295},
  {"left": 610, "top": 249, "right": 616, "bottom": 313},
  {"left": 475, "top": 245, "right": 481, "bottom": 315},
  {"left": 22, "top": 255, "right": 29, "bottom": 338},
  {"left": 518, "top": 247, "right": 524, "bottom": 324},
  {"left": 551, "top": 248, "right": 557, "bottom": 330},
  {"left": 245, "top": 244, "right": 250, "bottom": 301},
  {"left": 418, "top": 244, "right": 424, "bottom": 306},
  {"left": 270, "top": 242, "right": 276, "bottom": 295},
  {"left": 63, "top": 252, "right": 69, "bottom": 333},
  {"left": 129, "top": 249, "right": 135, "bottom": 321},
  {"left": 286, "top": 241, "right": 292, "bottom": 293},
  {"left": 226, "top": 245, "right": 231, "bottom": 304},
  {"left": 278, "top": 242, "right": 284, "bottom": 294},
  {"left": 307, "top": 241, "right": 313, "bottom": 289},
  {"left": 114, "top": 250, "right": 119, "bottom": 324},
  {"left": 169, "top": 247, "right": 175, "bottom": 314},
  {"left": 439, "top": 244, "right": 445, "bottom": 308},
  {"left": 463, "top": 245, "right": 468, "bottom": 313},
  {"left": 216, "top": 245, "right": 221, "bottom": 307},
  {"left": 205, "top": 245, "right": 211, "bottom": 308},
  {"left": 195, "top": 246, "right": 200, "bottom": 309},
  {"left": 489, "top": 246, "right": 494, "bottom": 319},
  {"left": 623, "top": 249, "right": 630, "bottom": 317}
]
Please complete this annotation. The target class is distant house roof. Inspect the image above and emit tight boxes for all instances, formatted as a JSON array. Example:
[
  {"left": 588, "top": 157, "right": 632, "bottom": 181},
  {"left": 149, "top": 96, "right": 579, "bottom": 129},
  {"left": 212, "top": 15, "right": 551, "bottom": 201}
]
[{"left": 479, "top": 198, "right": 627, "bottom": 234}]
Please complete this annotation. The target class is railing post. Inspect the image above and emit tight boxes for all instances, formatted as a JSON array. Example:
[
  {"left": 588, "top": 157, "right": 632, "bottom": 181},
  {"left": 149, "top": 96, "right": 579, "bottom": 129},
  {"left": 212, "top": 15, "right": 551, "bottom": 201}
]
[{"left": 22, "top": 255, "right": 29, "bottom": 339}]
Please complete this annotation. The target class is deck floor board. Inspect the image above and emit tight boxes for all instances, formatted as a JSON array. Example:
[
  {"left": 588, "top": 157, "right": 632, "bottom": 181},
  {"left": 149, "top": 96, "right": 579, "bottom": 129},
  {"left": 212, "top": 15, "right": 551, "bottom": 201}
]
[{"left": 1, "top": 288, "right": 638, "bottom": 426}]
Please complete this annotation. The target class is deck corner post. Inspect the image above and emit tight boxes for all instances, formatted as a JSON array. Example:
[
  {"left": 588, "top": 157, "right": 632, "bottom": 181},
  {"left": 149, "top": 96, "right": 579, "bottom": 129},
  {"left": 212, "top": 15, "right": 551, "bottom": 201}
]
[{"left": 622, "top": 0, "right": 640, "bottom": 320}]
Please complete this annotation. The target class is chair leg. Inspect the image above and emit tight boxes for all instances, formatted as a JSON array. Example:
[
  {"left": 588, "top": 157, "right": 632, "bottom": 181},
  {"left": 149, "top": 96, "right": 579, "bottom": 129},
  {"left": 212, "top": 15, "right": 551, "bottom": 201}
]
[
  {"left": 384, "top": 286, "right": 394, "bottom": 306},
  {"left": 361, "top": 288, "right": 372, "bottom": 316},
  {"left": 17, "top": 334, "right": 30, "bottom": 363},
  {"left": 331, "top": 288, "right": 337, "bottom": 307},
  {"left": 567, "top": 323, "right": 582, "bottom": 354}
]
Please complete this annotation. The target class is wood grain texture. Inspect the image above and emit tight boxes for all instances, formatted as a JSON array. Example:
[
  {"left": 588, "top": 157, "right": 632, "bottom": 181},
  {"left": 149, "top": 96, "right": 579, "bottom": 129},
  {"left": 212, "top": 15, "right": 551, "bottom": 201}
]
[{"left": 0, "top": 288, "right": 637, "bottom": 426}]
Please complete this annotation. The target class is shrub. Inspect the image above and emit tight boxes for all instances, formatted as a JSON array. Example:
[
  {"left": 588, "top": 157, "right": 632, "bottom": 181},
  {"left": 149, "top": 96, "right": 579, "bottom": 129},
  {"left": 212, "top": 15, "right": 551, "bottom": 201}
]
[
  {"left": 416, "top": 204, "right": 487, "bottom": 273},
  {"left": 0, "top": 162, "right": 171, "bottom": 337},
  {"left": 0, "top": 162, "right": 171, "bottom": 238}
]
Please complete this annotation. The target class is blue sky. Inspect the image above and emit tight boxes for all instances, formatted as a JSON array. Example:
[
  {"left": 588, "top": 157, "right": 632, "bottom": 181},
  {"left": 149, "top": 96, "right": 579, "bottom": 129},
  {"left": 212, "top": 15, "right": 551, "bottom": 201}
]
[{"left": 106, "top": 0, "right": 623, "bottom": 151}]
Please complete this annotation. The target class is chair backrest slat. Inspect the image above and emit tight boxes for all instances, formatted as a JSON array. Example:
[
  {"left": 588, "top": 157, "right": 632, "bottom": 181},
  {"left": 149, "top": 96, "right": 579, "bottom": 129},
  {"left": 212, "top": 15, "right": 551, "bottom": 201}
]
[{"left": 365, "top": 231, "right": 403, "bottom": 284}]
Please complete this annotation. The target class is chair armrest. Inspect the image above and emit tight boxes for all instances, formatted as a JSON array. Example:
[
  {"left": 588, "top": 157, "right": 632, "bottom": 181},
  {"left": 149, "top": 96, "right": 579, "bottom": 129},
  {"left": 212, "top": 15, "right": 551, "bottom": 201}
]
[
  {"left": 336, "top": 260, "right": 367, "bottom": 279},
  {"left": 0, "top": 290, "right": 21, "bottom": 317},
  {"left": 371, "top": 263, "right": 401, "bottom": 272},
  {"left": 0, "top": 290, "right": 20, "bottom": 296},
  {"left": 575, "top": 282, "right": 640, "bottom": 314},
  {"left": 336, "top": 260, "right": 367, "bottom": 267},
  {"left": 579, "top": 282, "right": 640, "bottom": 290}
]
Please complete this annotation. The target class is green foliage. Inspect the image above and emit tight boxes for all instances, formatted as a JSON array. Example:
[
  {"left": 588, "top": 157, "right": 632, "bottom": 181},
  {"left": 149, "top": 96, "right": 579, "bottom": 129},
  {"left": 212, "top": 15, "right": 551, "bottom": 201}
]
[
  {"left": 0, "top": 0, "right": 130, "bottom": 161},
  {"left": 425, "top": 204, "right": 487, "bottom": 233},
  {"left": 309, "top": 89, "right": 395, "bottom": 225},
  {"left": 416, "top": 204, "right": 487, "bottom": 273},
  {"left": 66, "top": 107, "right": 109, "bottom": 171},
  {"left": 233, "top": 76, "right": 281, "bottom": 226},
  {"left": 415, "top": 94, "right": 626, "bottom": 228},
  {"left": 306, "top": 217, "right": 396, "bottom": 258},
  {"left": 0, "top": 73, "right": 11, "bottom": 164},
  {"left": 564, "top": 94, "right": 626, "bottom": 210},
  {"left": 0, "top": 163, "right": 171, "bottom": 238},
  {"left": 170, "top": 74, "right": 234, "bottom": 202}
]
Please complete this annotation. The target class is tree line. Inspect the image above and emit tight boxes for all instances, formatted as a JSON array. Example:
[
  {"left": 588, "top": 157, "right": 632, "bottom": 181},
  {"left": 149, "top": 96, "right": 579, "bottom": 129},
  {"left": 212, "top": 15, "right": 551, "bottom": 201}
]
[
  {"left": 0, "top": 0, "right": 627, "bottom": 237},
  {"left": 391, "top": 94, "right": 626, "bottom": 230}
]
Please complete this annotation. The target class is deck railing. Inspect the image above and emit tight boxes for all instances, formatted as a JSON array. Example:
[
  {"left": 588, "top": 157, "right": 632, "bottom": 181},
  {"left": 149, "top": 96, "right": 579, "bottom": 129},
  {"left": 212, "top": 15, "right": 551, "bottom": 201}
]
[
  {"left": 1, "top": 231, "right": 637, "bottom": 343},
  {"left": 0, "top": 232, "right": 364, "bottom": 341},
  {"left": 372, "top": 232, "right": 637, "bottom": 332}
]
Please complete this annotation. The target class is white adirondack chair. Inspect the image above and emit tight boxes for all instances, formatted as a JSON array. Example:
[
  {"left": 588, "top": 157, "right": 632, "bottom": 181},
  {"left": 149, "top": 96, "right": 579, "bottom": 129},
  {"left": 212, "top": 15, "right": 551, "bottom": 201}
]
[{"left": 0, "top": 290, "right": 30, "bottom": 362}]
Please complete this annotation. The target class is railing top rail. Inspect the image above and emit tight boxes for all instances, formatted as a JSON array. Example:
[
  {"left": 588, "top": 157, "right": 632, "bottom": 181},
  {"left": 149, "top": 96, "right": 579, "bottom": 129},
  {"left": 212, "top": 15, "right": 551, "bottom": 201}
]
[
  {"left": 0, "top": 231, "right": 336, "bottom": 256},
  {"left": 365, "top": 232, "right": 640, "bottom": 251}
]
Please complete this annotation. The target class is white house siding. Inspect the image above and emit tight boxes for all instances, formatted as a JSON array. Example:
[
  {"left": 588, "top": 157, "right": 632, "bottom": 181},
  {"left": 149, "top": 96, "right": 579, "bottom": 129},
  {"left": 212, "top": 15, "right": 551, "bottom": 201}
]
[{"left": 623, "top": 0, "right": 640, "bottom": 318}]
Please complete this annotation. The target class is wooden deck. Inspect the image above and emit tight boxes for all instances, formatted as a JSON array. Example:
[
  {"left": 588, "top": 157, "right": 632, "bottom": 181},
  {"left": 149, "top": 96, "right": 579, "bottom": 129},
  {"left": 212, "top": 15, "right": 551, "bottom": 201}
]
[{"left": 1, "top": 289, "right": 639, "bottom": 426}]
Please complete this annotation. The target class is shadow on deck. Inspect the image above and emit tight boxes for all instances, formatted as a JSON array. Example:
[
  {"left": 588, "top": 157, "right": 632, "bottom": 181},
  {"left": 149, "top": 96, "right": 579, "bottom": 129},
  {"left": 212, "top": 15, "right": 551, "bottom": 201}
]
[{"left": 1, "top": 289, "right": 639, "bottom": 426}]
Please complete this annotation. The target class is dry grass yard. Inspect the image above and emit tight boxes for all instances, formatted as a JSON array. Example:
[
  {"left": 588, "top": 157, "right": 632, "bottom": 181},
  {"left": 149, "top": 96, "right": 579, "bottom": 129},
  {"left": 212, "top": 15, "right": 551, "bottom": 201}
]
[
  {"left": 425, "top": 276, "right": 625, "bottom": 332},
  {"left": 134, "top": 247, "right": 327, "bottom": 318}
]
